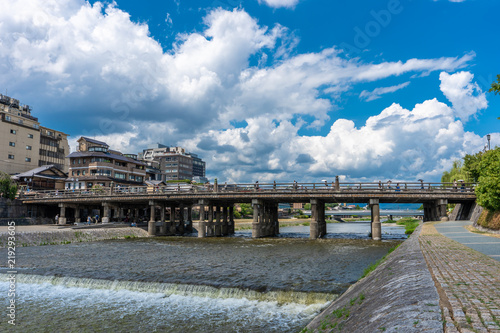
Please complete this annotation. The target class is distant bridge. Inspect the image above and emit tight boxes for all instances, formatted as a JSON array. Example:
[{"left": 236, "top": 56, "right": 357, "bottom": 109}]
[
  {"left": 21, "top": 181, "right": 475, "bottom": 240},
  {"left": 303, "top": 209, "right": 424, "bottom": 217}
]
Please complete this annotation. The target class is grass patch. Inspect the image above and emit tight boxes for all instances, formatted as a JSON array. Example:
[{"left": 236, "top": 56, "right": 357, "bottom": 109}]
[
  {"left": 361, "top": 244, "right": 400, "bottom": 279},
  {"left": 396, "top": 217, "right": 420, "bottom": 235}
]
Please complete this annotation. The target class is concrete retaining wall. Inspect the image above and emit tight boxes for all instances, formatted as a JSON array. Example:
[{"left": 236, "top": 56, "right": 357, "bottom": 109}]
[
  {"left": 305, "top": 225, "right": 442, "bottom": 332},
  {"left": 0, "top": 227, "right": 149, "bottom": 248}
]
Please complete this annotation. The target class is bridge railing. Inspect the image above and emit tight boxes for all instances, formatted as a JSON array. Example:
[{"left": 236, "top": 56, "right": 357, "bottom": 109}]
[{"left": 18, "top": 181, "right": 475, "bottom": 200}]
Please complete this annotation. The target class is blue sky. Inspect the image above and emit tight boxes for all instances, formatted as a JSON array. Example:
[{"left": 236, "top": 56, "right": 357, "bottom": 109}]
[{"left": 0, "top": 0, "right": 498, "bottom": 182}]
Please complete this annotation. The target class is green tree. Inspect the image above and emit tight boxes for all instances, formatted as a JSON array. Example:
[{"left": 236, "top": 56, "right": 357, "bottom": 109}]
[
  {"left": 0, "top": 172, "right": 18, "bottom": 200},
  {"left": 238, "top": 203, "right": 253, "bottom": 218},
  {"left": 463, "top": 151, "right": 484, "bottom": 183},
  {"left": 304, "top": 203, "right": 311, "bottom": 210},
  {"left": 490, "top": 74, "right": 500, "bottom": 95},
  {"left": 441, "top": 160, "right": 468, "bottom": 183},
  {"left": 475, "top": 148, "right": 500, "bottom": 211},
  {"left": 489, "top": 74, "right": 500, "bottom": 119}
]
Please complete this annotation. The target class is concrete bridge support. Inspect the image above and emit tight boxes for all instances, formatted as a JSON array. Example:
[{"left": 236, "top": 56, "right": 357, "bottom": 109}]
[
  {"left": 193, "top": 201, "right": 207, "bottom": 238},
  {"left": 169, "top": 205, "right": 176, "bottom": 235},
  {"left": 438, "top": 199, "right": 449, "bottom": 221},
  {"left": 102, "top": 203, "right": 111, "bottom": 223},
  {"left": 74, "top": 206, "right": 81, "bottom": 223},
  {"left": 148, "top": 201, "right": 156, "bottom": 236},
  {"left": 159, "top": 203, "right": 167, "bottom": 235},
  {"left": 222, "top": 206, "right": 228, "bottom": 235},
  {"left": 215, "top": 204, "right": 222, "bottom": 236},
  {"left": 252, "top": 199, "right": 278, "bottom": 238},
  {"left": 207, "top": 204, "right": 214, "bottom": 236},
  {"left": 186, "top": 206, "right": 193, "bottom": 233},
  {"left": 370, "top": 199, "right": 381, "bottom": 241},
  {"left": 58, "top": 203, "right": 67, "bottom": 225},
  {"left": 310, "top": 199, "right": 326, "bottom": 239},
  {"left": 228, "top": 205, "right": 235, "bottom": 235},
  {"left": 178, "top": 204, "right": 185, "bottom": 234}
]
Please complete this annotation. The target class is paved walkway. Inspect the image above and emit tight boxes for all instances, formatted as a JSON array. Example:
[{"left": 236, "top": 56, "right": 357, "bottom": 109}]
[
  {"left": 434, "top": 220, "right": 500, "bottom": 262},
  {"left": 420, "top": 222, "right": 500, "bottom": 332}
]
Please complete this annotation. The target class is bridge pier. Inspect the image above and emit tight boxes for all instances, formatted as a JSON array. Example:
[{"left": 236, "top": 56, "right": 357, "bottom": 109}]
[
  {"left": 215, "top": 204, "right": 222, "bottom": 236},
  {"left": 252, "top": 199, "right": 278, "bottom": 238},
  {"left": 179, "top": 204, "right": 185, "bottom": 234},
  {"left": 229, "top": 205, "right": 235, "bottom": 235},
  {"left": 186, "top": 206, "right": 193, "bottom": 233},
  {"left": 438, "top": 199, "right": 449, "bottom": 221},
  {"left": 222, "top": 206, "right": 228, "bottom": 235},
  {"left": 159, "top": 203, "right": 167, "bottom": 235},
  {"left": 58, "top": 203, "right": 67, "bottom": 225},
  {"left": 102, "top": 203, "right": 111, "bottom": 223},
  {"left": 193, "top": 200, "right": 207, "bottom": 238},
  {"left": 169, "top": 205, "right": 176, "bottom": 234},
  {"left": 370, "top": 199, "right": 381, "bottom": 240},
  {"left": 310, "top": 199, "right": 326, "bottom": 239},
  {"left": 207, "top": 204, "right": 214, "bottom": 236},
  {"left": 74, "top": 206, "right": 81, "bottom": 223},
  {"left": 148, "top": 201, "right": 156, "bottom": 236}
]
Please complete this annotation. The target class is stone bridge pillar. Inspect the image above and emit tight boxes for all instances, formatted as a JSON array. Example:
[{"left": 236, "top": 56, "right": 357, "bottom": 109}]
[
  {"left": 169, "top": 204, "right": 176, "bottom": 234},
  {"left": 229, "top": 205, "right": 235, "bottom": 235},
  {"left": 58, "top": 203, "right": 67, "bottom": 225},
  {"left": 252, "top": 199, "right": 263, "bottom": 238},
  {"left": 102, "top": 203, "right": 111, "bottom": 224},
  {"left": 222, "top": 205, "right": 228, "bottom": 236},
  {"left": 148, "top": 200, "right": 156, "bottom": 236},
  {"left": 310, "top": 199, "right": 326, "bottom": 239},
  {"left": 215, "top": 204, "right": 222, "bottom": 236},
  {"left": 370, "top": 198, "right": 381, "bottom": 240},
  {"left": 438, "top": 199, "right": 449, "bottom": 221},
  {"left": 159, "top": 203, "right": 167, "bottom": 235},
  {"left": 178, "top": 204, "right": 185, "bottom": 234},
  {"left": 74, "top": 206, "right": 81, "bottom": 223},
  {"left": 186, "top": 206, "right": 193, "bottom": 233},
  {"left": 193, "top": 200, "right": 207, "bottom": 238},
  {"left": 207, "top": 204, "right": 214, "bottom": 236}
]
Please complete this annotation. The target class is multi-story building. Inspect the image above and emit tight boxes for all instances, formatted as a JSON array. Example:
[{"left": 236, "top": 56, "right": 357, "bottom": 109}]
[
  {"left": 0, "top": 94, "right": 69, "bottom": 174},
  {"left": 65, "top": 137, "right": 146, "bottom": 190},
  {"left": 140, "top": 144, "right": 206, "bottom": 182}
]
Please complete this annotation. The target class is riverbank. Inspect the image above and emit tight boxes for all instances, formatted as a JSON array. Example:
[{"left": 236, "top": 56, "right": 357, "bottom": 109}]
[
  {"left": 305, "top": 221, "right": 500, "bottom": 332},
  {"left": 304, "top": 224, "right": 442, "bottom": 332},
  {"left": 0, "top": 225, "right": 149, "bottom": 247}
]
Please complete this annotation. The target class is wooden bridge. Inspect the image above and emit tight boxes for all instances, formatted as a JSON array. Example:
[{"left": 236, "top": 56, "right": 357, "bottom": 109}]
[{"left": 21, "top": 181, "right": 476, "bottom": 240}]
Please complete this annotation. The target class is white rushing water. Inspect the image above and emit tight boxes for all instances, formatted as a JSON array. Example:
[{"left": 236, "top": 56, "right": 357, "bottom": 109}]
[{"left": 0, "top": 275, "right": 330, "bottom": 333}]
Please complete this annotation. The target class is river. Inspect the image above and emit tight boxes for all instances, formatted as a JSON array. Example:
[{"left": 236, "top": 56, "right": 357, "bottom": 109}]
[{"left": 0, "top": 222, "right": 405, "bottom": 332}]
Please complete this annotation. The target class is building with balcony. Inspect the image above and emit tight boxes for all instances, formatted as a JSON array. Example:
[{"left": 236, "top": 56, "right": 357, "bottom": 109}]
[
  {"left": 0, "top": 94, "right": 69, "bottom": 174},
  {"left": 65, "top": 137, "right": 146, "bottom": 190}
]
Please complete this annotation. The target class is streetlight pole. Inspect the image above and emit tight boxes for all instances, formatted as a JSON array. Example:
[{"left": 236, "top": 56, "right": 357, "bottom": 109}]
[{"left": 487, "top": 134, "right": 491, "bottom": 150}]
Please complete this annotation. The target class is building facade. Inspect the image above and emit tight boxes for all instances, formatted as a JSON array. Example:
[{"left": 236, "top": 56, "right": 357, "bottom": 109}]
[
  {"left": 65, "top": 137, "right": 146, "bottom": 190},
  {"left": 0, "top": 94, "right": 69, "bottom": 174},
  {"left": 140, "top": 144, "right": 206, "bottom": 182}
]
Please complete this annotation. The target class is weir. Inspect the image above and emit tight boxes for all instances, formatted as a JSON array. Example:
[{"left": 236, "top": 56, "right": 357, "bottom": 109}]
[{"left": 21, "top": 181, "right": 476, "bottom": 240}]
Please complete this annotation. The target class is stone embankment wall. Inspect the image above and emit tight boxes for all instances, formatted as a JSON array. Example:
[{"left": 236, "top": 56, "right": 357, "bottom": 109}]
[
  {"left": 305, "top": 226, "right": 442, "bottom": 332},
  {"left": 0, "top": 198, "right": 27, "bottom": 220},
  {"left": 0, "top": 227, "right": 149, "bottom": 248}
]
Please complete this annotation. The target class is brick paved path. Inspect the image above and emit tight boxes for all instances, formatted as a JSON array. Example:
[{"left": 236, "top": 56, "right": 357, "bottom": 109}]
[{"left": 420, "top": 224, "right": 500, "bottom": 332}]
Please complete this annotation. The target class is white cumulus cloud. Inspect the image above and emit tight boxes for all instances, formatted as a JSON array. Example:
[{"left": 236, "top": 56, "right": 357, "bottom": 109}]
[{"left": 258, "top": 0, "right": 300, "bottom": 9}]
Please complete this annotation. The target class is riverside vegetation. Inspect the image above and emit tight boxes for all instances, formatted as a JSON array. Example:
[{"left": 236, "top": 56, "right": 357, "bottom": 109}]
[{"left": 442, "top": 146, "right": 500, "bottom": 230}]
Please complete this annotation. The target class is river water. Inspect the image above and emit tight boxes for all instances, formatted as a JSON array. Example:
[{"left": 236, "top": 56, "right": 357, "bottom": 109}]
[{"left": 0, "top": 223, "right": 405, "bottom": 332}]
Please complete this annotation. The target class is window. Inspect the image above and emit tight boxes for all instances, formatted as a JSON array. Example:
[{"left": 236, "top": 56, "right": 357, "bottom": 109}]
[
  {"left": 78, "top": 159, "right": 81, "bottom": 164},
  {"left": 72, "top": 171, "right": 75, "bottom": 176},
  {"left": 114, "top": 172, "right": 126, "bottom": 180},
  {"left": 10, "top": 129, "right": 16, "bottom": 134},
  {"left": 83, "top": 159, "right": 86, "bottom": 164},
  {"left": 25, "top": 157, "right": 31, "bottom": 162},
  {"left": 33, "top": 124, "right": 39, "bottom": 129},
  {"left": 77, "top": 171, "right": 80, "bottom": 176},
  {"left": 26, "top": 145, "right": 32, "bottom": 150},
  {"left": 136, "top": 176, "right": 143, "bottom": 182},
  {"left": 28, "top": 134, "right": 33, "bottom": 139},
  {"left": 18, "top": 119, "right": 23, "bottom": 125},
  {"left": 9, "top": 142, "right": 15, "bottom": 147},
  {"left": 129, "top": 175, "right": 135, "bottom": 181},
  {"left": 5, "top": 115, "right": 11, "bottom": 121},
  {"left": 72, "top": 159, "right": 76, "bottom": 165},
  {"left": 8, "top": 154, "right": 14, "bottom": 160}
]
